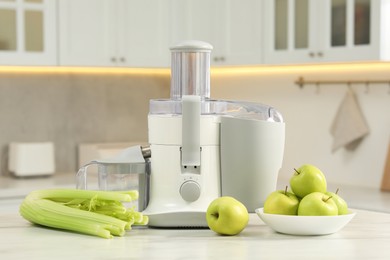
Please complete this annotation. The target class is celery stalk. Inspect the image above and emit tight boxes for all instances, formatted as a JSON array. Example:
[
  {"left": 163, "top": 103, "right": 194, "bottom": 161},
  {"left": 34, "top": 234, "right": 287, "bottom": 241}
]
[
  {"left": 28, "top": 188, "right": 137, "bottom": 202},
  {"left": 19, "top": 189, "right": 147, "bottom": 239}
]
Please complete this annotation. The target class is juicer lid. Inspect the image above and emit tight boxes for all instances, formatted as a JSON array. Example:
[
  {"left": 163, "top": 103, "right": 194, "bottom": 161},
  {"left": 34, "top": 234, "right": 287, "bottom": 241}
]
[
  {"left": 170, "top": 40, "right": 213, "bottom": 52},
  {"left": 149, "top": 99, "right": 284, "bottom": 123}
]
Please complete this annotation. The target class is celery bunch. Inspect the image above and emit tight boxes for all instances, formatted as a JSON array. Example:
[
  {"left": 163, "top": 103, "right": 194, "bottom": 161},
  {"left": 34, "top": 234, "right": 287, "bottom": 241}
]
[{"left": 19, "top": 189, "right": 148, "bottom": 239}]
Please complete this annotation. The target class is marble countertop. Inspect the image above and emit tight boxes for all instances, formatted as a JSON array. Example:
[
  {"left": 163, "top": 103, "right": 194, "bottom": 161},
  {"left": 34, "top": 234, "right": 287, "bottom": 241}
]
[
  {"left": 1, "top": 205, "right": 390, "bottom": 259},
  {"left": 1, "top": 174, "right": 390, "bottom": 259},
  {"left": 0, "top": 174, "right": 390, "bottom": 260}
]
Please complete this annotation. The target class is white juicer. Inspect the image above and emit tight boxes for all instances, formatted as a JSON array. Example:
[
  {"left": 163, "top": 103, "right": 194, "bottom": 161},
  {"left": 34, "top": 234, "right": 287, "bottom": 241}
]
[{"left": 142, "top": 41, "right": 285, "bottom": 227}]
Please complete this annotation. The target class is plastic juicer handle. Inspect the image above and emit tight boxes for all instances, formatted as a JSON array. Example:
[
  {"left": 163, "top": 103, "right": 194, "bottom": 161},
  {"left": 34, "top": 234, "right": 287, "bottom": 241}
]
[{"left": 181, "top": 95, "right": 201, "bottom": 167}]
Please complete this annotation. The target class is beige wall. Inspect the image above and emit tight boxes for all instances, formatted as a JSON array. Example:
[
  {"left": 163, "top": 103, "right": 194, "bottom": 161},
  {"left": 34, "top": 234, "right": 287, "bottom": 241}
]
[{"left": 0, "top": 71, "right": 170, "bottom": 174}]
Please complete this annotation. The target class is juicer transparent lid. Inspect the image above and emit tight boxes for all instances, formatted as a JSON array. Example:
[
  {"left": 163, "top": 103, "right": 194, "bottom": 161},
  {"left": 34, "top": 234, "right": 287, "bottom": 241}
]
[{"left": 149, "top": 99, "right": 284, "bottom": 123}]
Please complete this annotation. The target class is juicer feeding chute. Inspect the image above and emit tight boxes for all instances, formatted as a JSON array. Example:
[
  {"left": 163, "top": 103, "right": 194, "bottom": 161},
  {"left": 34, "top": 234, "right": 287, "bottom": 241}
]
[{"left": 170, "top": 41, "right": 212, "bottom": 100}]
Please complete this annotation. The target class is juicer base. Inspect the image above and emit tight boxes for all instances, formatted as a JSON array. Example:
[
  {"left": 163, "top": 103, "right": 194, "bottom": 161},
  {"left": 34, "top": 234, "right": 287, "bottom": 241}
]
[{"left": 143, "top": 210, "right": 208, "bottom": 228}]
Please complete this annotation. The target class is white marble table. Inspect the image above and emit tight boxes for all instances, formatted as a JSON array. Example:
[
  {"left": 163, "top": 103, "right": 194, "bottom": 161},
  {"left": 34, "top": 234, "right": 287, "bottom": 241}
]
[{"left": 1, "top": 202, "right": 390, "bottom": 260}]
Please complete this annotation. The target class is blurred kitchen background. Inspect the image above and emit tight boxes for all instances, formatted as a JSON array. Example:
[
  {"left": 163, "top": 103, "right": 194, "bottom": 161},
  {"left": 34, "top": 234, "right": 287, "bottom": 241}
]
[{"left": 0, "top": 0, "right": 389, "bottom": 197}]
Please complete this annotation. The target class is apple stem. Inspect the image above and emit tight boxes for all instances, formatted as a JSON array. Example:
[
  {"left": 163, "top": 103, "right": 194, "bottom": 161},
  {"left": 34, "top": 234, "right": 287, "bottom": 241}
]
[
  {"left": 336, "top": 188, "right": 340, "bottom": 195},
  {"left": 284, "top": 186, "right": 288, "bottom": 195},
  {"left": 324, "top": 196, "right": 333, "bottom": 202},
  {"left": 293, "top": 168, "right": 300, "bottom": 175}
]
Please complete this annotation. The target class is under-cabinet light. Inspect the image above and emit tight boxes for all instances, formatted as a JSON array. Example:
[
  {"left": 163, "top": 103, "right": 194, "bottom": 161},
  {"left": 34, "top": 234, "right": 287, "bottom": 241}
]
[
  {"left": 210, "top": 62, "right": 390, "bottom": 75},
  {"left": 0, "top": 66, "right": 170, "bottom": 75},
  {"left": 0, "top": 62, "right": 389, "bottom": 75}
]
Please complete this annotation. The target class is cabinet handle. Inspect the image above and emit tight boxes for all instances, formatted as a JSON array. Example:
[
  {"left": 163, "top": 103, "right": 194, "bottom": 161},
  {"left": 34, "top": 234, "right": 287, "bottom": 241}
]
[
  {"left": 111, "top": 57, "right": 117, "bottom": 63},
  {"left": 309, "top": 52, "right": 315, "bottom": 57},
  {"left": 213, "top": 56, "right": 226, "bottom": 62},
  {"left": 317, "top": 52, "right": 323, "bottom": 57},
  {"left": 120, "top": 57, "right": 126, "bottom": 62}
]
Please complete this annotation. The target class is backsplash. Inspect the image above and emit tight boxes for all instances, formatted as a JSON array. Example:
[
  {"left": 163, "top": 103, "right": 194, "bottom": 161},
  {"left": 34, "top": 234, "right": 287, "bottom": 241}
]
[{"left": 0, "top": 71, "right": 170, "bottom": 175}]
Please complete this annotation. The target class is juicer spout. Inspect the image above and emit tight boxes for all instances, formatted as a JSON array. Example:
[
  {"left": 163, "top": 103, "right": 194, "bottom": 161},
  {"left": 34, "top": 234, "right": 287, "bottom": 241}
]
[{"left": 141, "top": 145, "right": 151, "bottom": 159}]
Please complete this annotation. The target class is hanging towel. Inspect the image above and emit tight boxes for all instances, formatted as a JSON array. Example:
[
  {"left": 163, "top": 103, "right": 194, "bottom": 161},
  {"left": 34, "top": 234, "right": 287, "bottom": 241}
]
[{"left": 330, "top": 87, "right": 370, "bottom": 152}]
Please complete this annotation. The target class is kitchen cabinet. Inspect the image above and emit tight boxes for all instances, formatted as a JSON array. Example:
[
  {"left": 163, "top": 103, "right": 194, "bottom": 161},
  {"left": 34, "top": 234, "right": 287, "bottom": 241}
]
[
  {"left": 263, "top": 0, "right": 390, "bottom": 64},
  {"left": 0, "top": 0, "right": 56, "bottom": 65},
  {"left": 58, "top": 0, "right": 170, "bottom": 67},
  {"left": 170, "top": 0, "right": 262, "bottom": 66}
]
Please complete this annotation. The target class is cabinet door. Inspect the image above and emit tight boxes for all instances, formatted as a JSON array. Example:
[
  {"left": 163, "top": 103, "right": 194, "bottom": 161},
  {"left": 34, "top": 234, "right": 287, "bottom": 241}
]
[
  {"left": 0, "top": 0, "right": 56, "bottom": 65},
  {"left": 58, "top": 0, "right": 117, "bottom": 66},
  {"left": 264, "top": 0, "right": 387, "bottom": 64},
  {"left": 170, "top": 0, "right": 262, "bottom": 66},
  {"left": 320, "top": 0, "right": 380, "bottom": 62},
  {"left": 120, "top": 0, "right": 170, "bottom": 67},
  {"left": 170, "top": 0, "right": 222, "bottom": 64},
  {"left": 214, "top": 0, "right": 262, "bottom": 65},
  {"left": 263, "top": 0, "right": 321, "bottom": 64}
]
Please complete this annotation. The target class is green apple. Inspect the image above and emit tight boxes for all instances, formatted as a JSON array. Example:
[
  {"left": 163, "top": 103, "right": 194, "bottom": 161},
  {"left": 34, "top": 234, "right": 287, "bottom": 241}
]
[
  {"left": 326, "top": 188, "right": 349, "bottom": 215},
  {"left": 206, "top": 196, "right": 249, "bottom": 236},
  {"left": 263, "top": 186, "right": 300, "bottom": 215},
  {"left": 298, "top": 192, "right": 338, "bottom": 216},
  {"left": 290, "top": 164, "right": 327, "bottom": 198}
]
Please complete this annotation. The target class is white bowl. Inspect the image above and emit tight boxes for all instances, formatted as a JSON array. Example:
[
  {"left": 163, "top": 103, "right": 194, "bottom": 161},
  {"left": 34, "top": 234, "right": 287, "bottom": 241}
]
[{"left": 255, "top": 208, "right": 356, "bottom": 236}]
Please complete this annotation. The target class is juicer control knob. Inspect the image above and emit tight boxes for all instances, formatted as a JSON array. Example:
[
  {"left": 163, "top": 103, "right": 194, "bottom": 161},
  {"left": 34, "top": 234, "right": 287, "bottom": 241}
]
[{"left": 180, "top": 181, "right": 201, "bottom": 202}]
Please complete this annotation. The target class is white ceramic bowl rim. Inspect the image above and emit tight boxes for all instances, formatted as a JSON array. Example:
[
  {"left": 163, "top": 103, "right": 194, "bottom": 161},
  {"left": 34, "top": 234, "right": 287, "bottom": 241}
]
[{"left": 255, "top": 208, "right": 356, "bottom": 236}]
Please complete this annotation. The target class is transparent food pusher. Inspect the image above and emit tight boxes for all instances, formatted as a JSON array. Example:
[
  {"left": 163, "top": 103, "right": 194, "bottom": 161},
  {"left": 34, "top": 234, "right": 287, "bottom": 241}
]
[{"left": 142, "top": 40, "right": 285, "bottom": 227}]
